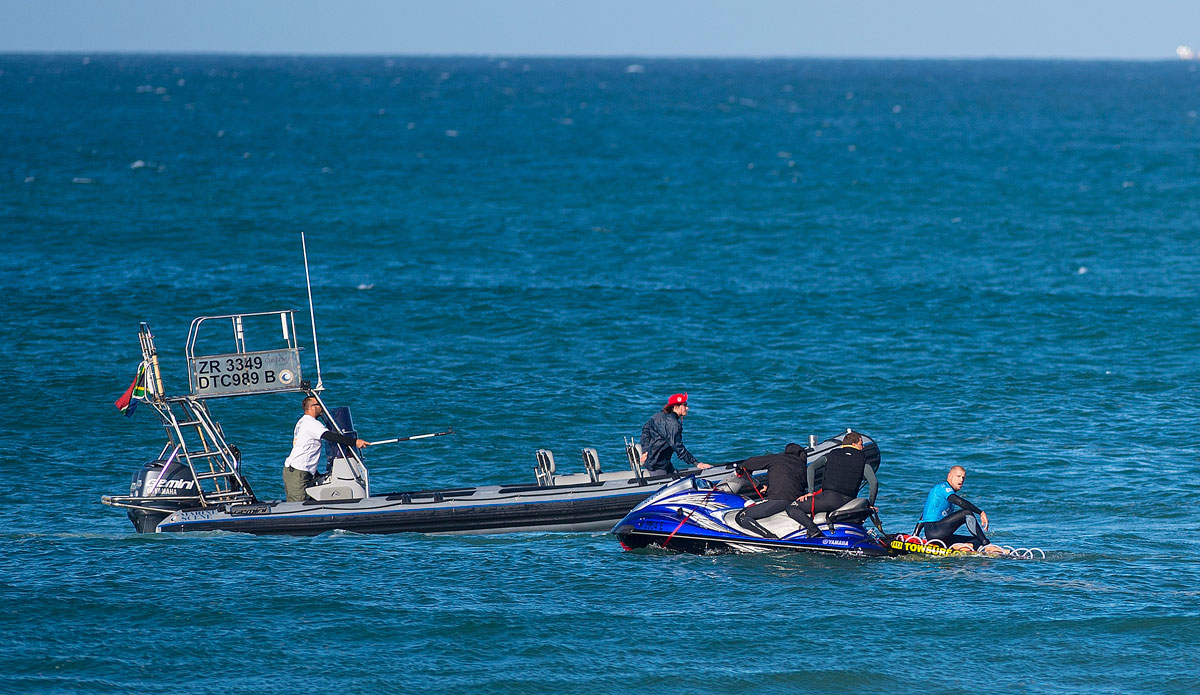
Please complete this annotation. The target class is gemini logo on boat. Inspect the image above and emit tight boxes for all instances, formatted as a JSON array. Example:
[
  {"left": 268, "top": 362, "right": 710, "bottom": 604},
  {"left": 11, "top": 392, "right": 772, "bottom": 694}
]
[{"left": 148, "top": 478, "right": 196, "bottom": 493}]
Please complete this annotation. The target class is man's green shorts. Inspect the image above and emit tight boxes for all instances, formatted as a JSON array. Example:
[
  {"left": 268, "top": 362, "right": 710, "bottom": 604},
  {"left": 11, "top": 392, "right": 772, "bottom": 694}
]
[{"left": 282, "top": 466, "right": 313, "bottom": 502}]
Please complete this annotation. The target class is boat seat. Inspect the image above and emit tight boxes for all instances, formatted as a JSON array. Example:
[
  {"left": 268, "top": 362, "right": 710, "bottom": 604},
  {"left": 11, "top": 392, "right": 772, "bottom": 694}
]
[
  {"left": 535, "top": 449, "right": 556, "bottom": 486},
  {"left": 581, "top": 448, "right": 601, "bottom": 483},
  {"left": 623, "top": 437, "right": 647, "bottom": 482}
]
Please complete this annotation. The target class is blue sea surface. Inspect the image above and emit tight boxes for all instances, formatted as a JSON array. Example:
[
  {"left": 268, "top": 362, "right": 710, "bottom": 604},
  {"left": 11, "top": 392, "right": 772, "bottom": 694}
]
[{"left": 1, "top": 55, "right": 1199, "bottom": 694}]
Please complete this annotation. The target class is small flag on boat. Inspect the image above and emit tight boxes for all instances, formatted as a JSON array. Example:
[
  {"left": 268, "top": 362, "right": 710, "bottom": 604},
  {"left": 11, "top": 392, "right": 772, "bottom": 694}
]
[
  {"left": 114, "top": 363, "right": 147, "bottom": 417},
  {"left": 132, "top": 365, "right": 146, "bottom": 401}
]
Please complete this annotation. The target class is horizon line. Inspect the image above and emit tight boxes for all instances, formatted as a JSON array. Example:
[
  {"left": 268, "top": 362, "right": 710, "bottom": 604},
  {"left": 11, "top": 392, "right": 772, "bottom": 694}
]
[{"left": 0, "top": 50, "right": 1182, "bottom": 63}]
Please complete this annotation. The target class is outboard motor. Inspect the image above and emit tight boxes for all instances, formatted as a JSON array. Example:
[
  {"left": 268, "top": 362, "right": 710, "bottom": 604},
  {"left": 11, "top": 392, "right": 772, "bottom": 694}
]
[{"left": 127, "top": 458, "right": 202, "bottom": 533}]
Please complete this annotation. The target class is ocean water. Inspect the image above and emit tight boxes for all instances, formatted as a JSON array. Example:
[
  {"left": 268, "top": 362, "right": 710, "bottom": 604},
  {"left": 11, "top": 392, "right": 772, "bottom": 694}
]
[{"left": 1, "top": 55, "right": 1199, "bottom": 694}]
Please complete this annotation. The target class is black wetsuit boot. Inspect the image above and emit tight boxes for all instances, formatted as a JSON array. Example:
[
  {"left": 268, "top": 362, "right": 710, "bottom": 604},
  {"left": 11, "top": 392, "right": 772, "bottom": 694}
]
[
  {"left": 735, "top": 512, "right": 776, "bottom": 539},
  {"left": 785, "top": 506, "right": 825, "bottom": 538}
]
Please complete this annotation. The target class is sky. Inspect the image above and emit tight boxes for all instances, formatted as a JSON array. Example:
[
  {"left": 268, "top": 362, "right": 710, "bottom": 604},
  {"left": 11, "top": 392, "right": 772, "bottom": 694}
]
[{"left": 3, "top": 0, "right": 1200, "bottom": 59}]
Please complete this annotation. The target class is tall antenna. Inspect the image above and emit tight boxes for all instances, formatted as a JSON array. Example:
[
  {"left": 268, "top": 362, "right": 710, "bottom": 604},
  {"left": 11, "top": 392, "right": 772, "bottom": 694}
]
[{"left": 301, "top": 232, "right": 324, "bottom": 391}]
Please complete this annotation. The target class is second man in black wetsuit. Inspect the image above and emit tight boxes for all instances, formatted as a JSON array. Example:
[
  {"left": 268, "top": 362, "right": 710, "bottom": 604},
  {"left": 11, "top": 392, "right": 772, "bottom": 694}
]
[{"left": 786, "top": 431, "right": 868, "bottom": 538}]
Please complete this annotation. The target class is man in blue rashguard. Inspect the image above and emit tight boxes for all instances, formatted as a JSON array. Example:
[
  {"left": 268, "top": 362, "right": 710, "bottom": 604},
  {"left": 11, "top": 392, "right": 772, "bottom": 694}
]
[{"left": 920, "top": 465, "right": 991, "bottom": 549}]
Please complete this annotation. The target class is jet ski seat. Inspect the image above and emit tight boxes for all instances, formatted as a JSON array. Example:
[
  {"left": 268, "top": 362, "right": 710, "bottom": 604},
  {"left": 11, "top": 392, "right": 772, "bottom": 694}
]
[
  {"left": 824, "top": 497, "right": 873, "bottom": 524},
  {"left": 724, "top": 507, "right": 790, "bottom": 537}
]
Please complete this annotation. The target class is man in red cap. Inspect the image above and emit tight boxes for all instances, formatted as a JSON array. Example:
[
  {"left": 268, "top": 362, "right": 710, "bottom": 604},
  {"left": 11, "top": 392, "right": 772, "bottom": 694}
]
[{"left": 638, "top": 392, "right": 711, "bottom": 475}]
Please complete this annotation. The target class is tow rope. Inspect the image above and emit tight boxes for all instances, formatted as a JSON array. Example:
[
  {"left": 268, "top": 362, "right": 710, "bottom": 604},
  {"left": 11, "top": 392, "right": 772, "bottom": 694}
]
[{"left": 736, "top": 466, "right": 765, "bottom": 500}]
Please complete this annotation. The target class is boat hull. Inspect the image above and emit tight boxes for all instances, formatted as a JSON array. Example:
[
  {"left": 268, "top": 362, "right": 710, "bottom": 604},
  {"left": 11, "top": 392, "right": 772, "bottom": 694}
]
[
  {"left": 121, "top": 433, "right": 872, "bottom": 536},
  {"left": 159, "top": 488, "right": 652, "bottom": 535},
  {"left": 153, "top": 471, "right": 725, "bottom": 535}
]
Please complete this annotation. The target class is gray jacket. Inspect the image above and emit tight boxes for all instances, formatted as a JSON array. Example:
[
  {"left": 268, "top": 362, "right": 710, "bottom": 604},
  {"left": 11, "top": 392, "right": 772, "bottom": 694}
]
[{"left": 639, "top": 409, "right": 699, "bottom": 472}]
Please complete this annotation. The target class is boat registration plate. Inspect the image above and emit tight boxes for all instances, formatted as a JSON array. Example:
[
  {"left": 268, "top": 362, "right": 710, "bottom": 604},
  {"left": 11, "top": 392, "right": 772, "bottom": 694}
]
[{"left": 190, "top": 349, "right": 302, "bottom": 396}]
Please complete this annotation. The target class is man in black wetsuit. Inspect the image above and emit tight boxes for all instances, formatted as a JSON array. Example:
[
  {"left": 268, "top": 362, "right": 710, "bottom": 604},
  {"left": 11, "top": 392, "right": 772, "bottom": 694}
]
[
  {"left": 639, "top": 393, "right": 712, "bottom": 474},
  {"left": 786, "top": 431, "right": 867, "bottom": 538},
  {"left": 732, "top": 443, "right": 808, "bottom": 539}
]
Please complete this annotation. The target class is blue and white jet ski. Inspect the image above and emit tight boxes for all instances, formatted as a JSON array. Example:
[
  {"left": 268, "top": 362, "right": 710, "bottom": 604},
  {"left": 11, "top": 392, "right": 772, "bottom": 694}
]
[{"left": 611, "top": 460, "right": 893, "bottom": 556}]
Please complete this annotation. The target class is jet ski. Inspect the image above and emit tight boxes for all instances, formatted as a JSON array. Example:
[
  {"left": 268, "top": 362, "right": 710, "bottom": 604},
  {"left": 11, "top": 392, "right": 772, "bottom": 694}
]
[{"left": 611, "top": 440, "right": 894, "bottom": 556}]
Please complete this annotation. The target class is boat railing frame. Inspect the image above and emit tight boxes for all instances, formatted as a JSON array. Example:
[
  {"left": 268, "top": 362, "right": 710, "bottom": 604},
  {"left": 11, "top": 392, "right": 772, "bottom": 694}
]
[
  {"left": 184, "top": 310, "right": 306, "bottom": 399},
  {"left": 103, "top": 311, "right": 368, "bottom": 514}
]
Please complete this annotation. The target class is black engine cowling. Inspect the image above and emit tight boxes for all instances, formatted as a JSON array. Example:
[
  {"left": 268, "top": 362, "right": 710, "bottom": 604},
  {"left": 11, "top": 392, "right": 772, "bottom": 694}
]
[{"left": 127, "top": 458, "right": 202, "bottom": 533}]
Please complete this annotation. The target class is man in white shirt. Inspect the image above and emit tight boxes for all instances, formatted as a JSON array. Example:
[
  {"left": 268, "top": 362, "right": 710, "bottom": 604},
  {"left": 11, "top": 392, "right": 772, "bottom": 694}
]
[{"left": 283, "top": 396, "right": 368, "bottom": 502}]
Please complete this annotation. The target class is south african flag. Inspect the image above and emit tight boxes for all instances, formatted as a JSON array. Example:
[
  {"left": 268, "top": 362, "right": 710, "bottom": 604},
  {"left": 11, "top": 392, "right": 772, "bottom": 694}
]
[{"left": 114, "top": 363, "right": 147, "bottom": 417}]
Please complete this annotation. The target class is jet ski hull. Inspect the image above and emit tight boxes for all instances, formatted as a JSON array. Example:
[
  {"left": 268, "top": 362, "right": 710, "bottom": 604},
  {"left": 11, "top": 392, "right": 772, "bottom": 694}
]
[{"left": 611, "top": 478, "right": 894, "bottom": 557}]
